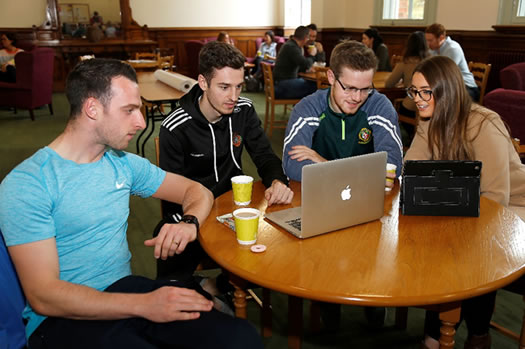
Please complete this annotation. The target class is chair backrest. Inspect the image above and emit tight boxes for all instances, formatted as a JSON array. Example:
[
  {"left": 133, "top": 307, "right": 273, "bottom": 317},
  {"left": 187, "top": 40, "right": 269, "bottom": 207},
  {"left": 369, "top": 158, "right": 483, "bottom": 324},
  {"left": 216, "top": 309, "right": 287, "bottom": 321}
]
[
  {"left": 484, "top": 88, "right": 525, "bottom": 150},
  {"left": 261, "top": 62, "right": 276, "bottom": 101},
  {"left": 0, "top": 232, "right": 27, "bottom": 349},
  {"left": 158, "top": 55, "right": 174, "bottom": 71},
  {"left": 135, "top": 52, "right": 158, "bottom": 61},
  {"left": 184, "top": 40, "right": 205, "bottom": 79},
  {"left": 468, "top": 61, "right": 491, "bottom": 105},
  {"left": 315, "top": 69, "right": 330, "bottom": 89},
  {"left": 500, "top": 62, "right": 525, "bottom": 91}
]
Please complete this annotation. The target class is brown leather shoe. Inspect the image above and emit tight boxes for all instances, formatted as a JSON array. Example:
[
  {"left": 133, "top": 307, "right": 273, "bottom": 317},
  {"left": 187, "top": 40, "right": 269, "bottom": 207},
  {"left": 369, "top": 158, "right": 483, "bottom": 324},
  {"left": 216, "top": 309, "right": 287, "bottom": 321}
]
[{"left": 464, "top": 334, "right": 491, "bottom": 349}]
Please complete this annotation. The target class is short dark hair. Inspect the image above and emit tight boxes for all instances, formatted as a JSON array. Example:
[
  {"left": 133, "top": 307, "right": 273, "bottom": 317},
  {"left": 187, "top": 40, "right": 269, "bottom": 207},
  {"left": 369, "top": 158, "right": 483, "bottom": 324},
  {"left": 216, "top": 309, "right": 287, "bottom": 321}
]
[
  {"left": 307, "top": 24, "right": 318, "bottom": 32},
  {"left": 1, "top": 32, "right": 17, "bottom": 46},
  {"left": 65, "top": 58, "right": 137, "bottom": 118},
  {"left": 425, "top": 23, "right": 446, "bottom": 38},
  {"left": 329, "top": 40, "right": 378, "bottom": 77},
  {"left": 293, "top": 26, "right": 310, "bottom": 40},
  {"left": 199, "top": 41, "right": 245, "bottom": 82}
]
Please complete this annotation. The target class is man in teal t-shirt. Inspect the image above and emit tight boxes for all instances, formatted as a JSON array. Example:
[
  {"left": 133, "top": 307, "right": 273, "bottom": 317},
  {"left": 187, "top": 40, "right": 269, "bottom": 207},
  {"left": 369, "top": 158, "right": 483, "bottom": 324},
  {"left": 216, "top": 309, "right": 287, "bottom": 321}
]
[{"left": 0, "top": 58, "right": 262, "bottom": 349}]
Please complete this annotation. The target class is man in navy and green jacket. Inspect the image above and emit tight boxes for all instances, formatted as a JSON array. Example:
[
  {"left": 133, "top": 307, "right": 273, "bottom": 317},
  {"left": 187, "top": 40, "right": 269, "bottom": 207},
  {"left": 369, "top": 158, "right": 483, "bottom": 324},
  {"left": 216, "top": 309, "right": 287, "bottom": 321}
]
[
  {"left": 282, "top": 40, "right": 403, "bottom": 329},
  {"left": 283, "top": 40, "right": 403, "bottom": 187}
]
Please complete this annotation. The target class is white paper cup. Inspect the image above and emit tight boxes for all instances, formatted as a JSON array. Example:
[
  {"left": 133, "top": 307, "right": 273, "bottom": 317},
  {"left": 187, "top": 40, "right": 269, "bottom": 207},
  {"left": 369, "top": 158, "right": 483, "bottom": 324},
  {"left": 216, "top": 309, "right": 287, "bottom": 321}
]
[{"left": 385, "top": 163, "right": 397, "bottom": 191}]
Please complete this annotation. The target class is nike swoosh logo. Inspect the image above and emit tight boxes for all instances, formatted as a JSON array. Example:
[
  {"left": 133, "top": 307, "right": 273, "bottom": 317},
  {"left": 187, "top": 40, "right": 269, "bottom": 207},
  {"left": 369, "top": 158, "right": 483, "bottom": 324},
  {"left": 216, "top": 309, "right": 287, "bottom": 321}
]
[{"left": 116, "top": 181, "right": 125, "bottom": 189}]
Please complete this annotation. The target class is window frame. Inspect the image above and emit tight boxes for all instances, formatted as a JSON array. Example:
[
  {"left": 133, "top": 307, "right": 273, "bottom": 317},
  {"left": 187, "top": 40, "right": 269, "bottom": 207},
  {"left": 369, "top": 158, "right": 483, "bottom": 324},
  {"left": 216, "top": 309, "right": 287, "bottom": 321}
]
[
  {"left": 373, "top": 0, "right": 438, "bottom": 26},
  {"left": 498, "top": 0, "right": 525, "bottom": 24}
]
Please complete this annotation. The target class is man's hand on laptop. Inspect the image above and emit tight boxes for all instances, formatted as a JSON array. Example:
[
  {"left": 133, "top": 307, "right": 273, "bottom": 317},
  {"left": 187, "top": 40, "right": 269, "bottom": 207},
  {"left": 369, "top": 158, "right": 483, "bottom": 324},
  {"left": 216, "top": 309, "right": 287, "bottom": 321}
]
[
  {"left": 288, "top": 145, "right": 327, "bottom": 163},
  {"left": 265, "top": 180, "right": 294, "bottom": 206}
]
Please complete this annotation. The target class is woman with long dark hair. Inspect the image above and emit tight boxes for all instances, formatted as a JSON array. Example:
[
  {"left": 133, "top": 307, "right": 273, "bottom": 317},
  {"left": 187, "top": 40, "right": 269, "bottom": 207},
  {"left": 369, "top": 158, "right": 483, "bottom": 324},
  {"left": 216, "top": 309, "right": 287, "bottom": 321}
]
[
  {"left": 362, "top": 28, "right": 391, "bottom": 71},
  {"left": 405, "top": 55, "right": 525, "bottom": 349},
  {"left": 385, "top": 31, "right": 429, "bottom": 118}
]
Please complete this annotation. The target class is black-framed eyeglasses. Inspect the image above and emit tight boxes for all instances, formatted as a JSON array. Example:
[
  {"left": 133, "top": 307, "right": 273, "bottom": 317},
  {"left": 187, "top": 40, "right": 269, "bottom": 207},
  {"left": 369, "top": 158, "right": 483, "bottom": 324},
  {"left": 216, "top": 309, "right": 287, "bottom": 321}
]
[
  {"left": 406, "top": 87, "right": 433, "bottom": 102},
  {"left": 335, "top": 78, "right": 374, "bottom": 96}
]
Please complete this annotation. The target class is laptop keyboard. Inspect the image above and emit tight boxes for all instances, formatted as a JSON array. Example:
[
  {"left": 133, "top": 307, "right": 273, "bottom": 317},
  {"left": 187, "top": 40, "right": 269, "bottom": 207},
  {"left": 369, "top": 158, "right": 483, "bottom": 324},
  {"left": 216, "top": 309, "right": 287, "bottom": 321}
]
[{"left": 285, "top": 218, "right": 301, "bottom": 231}]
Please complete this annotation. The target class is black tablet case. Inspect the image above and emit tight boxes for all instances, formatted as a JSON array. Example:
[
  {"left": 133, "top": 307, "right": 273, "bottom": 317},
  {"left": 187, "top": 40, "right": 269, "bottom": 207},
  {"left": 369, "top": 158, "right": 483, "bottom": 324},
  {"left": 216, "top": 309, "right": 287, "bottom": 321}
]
[{"left": 401, "top": 160, "right": 482, "bottom": 217}]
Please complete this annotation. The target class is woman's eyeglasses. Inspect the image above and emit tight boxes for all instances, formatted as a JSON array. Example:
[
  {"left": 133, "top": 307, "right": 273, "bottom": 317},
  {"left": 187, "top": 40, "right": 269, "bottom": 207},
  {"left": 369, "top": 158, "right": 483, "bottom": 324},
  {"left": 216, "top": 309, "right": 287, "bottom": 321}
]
[
  {"left": 336, "top": 78, "right": 374, "bottom": 96},
  {"left": 406, "top": 87, "right": 433, "bottom": 101}
]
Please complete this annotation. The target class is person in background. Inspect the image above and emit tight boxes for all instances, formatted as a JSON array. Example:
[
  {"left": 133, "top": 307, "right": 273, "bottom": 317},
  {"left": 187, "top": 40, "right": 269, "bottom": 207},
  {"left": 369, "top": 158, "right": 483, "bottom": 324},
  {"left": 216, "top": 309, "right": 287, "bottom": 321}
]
[
  {"left": 157, "top": 41, "right": 293, "bottom": 296},
  {"left": 90, "top": 11, "right": 103, "bottom": 26},
  {"left": 424, "top": 23, "right": 479, "bottom": 101},
  {"left": 217, "top": 31, "right": 234, "bottom": 46},
  {"left": 0, "top": 33, "right": 23, "bottom": 83},
  {"left": 105, "top": 21, "right": 117, "bottom": 38},
  {"left": 405, "top": 55, "right": 525, "bottom": 349},
  {"left": 273, "top": 25, "right": 317, "bottom": 99},
  {"left": 385, "top": 31, "right": 429, "bottom": 143},
  {"left": 0, "top": 58, "right": 263, "bottom": 349},
  {"left": 362, "top": 28, "right": 391, "bottom": 72},
  {"left": 305, "top": 23, "right": 326, "bottom": 63},
  {"left": 251, "top": 30, "right": 277, "bottom": 78}
]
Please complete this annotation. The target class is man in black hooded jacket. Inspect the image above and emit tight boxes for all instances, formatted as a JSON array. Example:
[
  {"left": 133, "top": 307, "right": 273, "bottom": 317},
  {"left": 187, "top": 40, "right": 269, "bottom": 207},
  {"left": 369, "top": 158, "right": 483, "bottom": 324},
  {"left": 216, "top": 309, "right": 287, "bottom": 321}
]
[{"left": 155, "top": 41, "right": 294, "bottom": 285}]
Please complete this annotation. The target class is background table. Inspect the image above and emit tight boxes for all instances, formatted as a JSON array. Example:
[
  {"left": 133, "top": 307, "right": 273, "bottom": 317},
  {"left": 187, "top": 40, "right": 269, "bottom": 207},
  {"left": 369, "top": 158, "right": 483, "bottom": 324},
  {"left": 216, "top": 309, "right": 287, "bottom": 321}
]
[
  {"left": 200, "top": 181, "right": 525, "bottom": 348},
  {"left": 136, "top": 72, "right": 186, "bottom": 156}
]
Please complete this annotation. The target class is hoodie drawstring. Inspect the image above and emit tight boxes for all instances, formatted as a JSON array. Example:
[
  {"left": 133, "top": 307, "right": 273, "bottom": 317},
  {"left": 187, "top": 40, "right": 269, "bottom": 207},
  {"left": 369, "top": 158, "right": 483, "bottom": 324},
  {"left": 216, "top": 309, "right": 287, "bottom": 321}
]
[
  {"left": 229, "top": 118, "right": 242, "bottom": 170},
  {"left": 207, "top": 124, "right": 219, "bottom": 183}
]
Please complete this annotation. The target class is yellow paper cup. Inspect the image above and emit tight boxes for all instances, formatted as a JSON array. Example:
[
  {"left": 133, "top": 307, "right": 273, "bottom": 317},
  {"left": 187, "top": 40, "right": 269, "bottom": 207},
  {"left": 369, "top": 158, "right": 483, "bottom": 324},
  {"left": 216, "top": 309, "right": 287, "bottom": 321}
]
[
  {"left": 385, "top": 163, "right": 397, "bottom": 191},
  {"left": 233, "top": 208, "right": 260, "bottom": 245},
  {"left": 231, "top": 175, "right": 253, "bottom": 206}
]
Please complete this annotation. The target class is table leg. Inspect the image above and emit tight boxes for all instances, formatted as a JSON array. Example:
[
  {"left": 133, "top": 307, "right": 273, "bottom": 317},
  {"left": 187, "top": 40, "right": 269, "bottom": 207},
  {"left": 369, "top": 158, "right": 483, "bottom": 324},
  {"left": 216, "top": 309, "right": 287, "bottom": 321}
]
[
  {"left": 262, "top": 288, "right": 272, "bottom": 337},
  {"left": 230, "top": 280, "right": 248, "bottom": 319},
  {"left": 136, "top": 104, "right": 151, "bottom": 156},
  {"left": 288, "top": 295, "right": 303, "bottom": 349},
  {"left": 438, "top": 305, "right": 461, "bottom": 349}
]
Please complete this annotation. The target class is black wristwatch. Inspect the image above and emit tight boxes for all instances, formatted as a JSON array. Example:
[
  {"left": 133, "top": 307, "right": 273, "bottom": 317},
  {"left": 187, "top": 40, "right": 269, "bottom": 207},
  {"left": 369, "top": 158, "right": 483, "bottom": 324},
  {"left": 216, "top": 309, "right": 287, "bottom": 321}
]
[{"left": 181, "top": 214, "right": 200, "bottom": 237}]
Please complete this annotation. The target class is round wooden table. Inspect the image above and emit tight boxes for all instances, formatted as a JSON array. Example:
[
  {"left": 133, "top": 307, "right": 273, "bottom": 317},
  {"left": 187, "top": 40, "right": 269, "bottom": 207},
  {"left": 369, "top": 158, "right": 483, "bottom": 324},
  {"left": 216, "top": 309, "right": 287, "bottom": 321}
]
[{"left": 199, "top": 181, "right": 525, "bottom": 348}]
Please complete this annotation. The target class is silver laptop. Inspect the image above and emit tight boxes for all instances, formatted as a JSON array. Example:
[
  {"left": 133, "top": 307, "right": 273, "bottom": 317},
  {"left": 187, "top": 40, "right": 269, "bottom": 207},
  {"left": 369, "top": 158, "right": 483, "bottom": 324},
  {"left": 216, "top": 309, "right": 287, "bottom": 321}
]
[{"left": 265, "top": 151, "right": 387, "bottom": 239}]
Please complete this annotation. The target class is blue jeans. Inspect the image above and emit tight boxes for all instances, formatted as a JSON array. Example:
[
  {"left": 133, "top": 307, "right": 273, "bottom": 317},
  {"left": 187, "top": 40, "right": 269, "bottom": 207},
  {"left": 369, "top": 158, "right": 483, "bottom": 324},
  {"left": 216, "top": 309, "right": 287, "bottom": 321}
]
[{"left": 274, "top": 78, "right": 317, "bottom": 99}]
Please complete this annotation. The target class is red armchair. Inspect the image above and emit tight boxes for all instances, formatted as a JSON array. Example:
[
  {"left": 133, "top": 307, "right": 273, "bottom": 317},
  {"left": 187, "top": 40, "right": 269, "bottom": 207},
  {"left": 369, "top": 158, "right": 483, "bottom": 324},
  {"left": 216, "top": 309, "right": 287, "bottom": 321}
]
[
  {"left": 484, "top": 88, "right": 525, "bottom": 161},
  {"left": 500, "top": 62, "right": 525, "bottom": 91},
  {"left": 0, "top": 47, "right": 54, "bottom": 121}
]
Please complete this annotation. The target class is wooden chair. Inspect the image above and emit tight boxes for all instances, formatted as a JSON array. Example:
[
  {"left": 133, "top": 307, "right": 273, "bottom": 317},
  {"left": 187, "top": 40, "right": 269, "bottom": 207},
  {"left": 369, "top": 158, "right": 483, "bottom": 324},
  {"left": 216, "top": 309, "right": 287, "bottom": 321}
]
[
  {"left": 489, "top": 276, "right": 525, "bottom": 348},
  {"left": 468, "top": 61, "right": 491, "bottom": 105},
  {"left": 261, "top": 62, "right": 301, "bottom": 137},
  {"left": 158, "top": 55, "right": 175, "bottom": 71},
  {"left": 315, "top": 69, "right": 330, "bottom": 90},
  {"left": 135, "top": 52, "right": 159, "bottom": 61},
  {"left": 393, "top": 98, "right": 418, "bottom": 150}
]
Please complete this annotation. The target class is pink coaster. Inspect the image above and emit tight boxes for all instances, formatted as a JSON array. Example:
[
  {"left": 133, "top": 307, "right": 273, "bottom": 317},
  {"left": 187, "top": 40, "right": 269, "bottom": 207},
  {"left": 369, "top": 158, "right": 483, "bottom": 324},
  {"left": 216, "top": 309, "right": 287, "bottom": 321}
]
[{"left": 250, "top": 244, "right": 267, "bottom": 253}]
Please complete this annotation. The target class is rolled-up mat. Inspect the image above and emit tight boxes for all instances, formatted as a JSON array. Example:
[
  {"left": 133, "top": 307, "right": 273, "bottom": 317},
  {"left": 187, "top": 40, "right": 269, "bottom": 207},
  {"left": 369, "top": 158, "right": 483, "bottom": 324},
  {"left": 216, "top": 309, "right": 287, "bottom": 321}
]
[{"left": 153, "top": 69, "right": 197, "bottom": 92}]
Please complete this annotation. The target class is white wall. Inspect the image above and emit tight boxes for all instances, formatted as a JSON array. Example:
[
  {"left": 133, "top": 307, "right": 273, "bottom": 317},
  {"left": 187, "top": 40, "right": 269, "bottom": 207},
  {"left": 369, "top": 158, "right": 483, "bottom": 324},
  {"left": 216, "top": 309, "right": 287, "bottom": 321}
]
[
  {"left": 2, "top": 0, "right": 47, "bottom": 28},
  {"left": 0, "top": 0, "right": 506, "bottom": 31},
  {"left": 130, "top": 0, "right": 281, "bottom": 27}
]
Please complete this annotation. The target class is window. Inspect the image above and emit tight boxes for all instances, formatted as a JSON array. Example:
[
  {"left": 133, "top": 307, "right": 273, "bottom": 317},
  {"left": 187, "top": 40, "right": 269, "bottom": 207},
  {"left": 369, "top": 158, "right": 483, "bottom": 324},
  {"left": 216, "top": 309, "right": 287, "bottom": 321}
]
[
  {"left": 498, "top": 0, "right": 525, "bottom": 24},
  {"left": 284, "top": 0, "right": 311, "bottom": 28},
  {"left": 373, "top": 0, "right": 437, "bottom": 26}
]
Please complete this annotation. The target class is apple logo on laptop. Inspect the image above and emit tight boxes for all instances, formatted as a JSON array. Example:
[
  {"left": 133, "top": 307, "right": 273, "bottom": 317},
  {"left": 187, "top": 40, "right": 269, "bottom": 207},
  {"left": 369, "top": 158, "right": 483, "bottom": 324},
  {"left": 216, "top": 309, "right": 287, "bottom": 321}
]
[{"left": 341, "top": 185, "right": 352, "bottom": 201}]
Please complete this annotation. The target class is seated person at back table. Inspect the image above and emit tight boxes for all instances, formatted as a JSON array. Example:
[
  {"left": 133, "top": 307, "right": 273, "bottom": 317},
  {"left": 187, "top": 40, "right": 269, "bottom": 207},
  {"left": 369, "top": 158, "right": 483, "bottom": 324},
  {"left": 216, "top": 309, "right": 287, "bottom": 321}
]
[
  {"left": 157, "top": 41, "right": 293, "bottom": 287},
  {"left": 405, "top": 55, "right": 525, "bottom": 349},
  {"left": 362, "top": 28, "right": 391, "bottom": 72},
  {"left": 424, "top": 23, "right": 479, "bottom": 101},
  {"left": 282, "top": 40, "right": 403, "bottom": 329},
  {"left": 0, "top": 33, "right": 24, "bottom": 83},
  {"left": 305, "top": 23, "right": 326, "bottom": 64},
  {"left": 0, "top": 58, "right": 263, "bottom": 349},
  {"left": 272, "top": 25, "right": 317, "bottom": 99},
  {"left": 251, "top": 30, "right": 277, "bottom": 78},
  {"left": 217, "top": 31, "right": 234, "bottom": 46}
]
